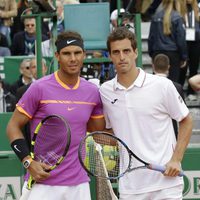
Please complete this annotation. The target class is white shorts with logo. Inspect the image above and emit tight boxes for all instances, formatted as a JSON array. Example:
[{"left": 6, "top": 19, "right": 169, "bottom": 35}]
[
  {"left": 20, "top": 181, "right": 91, "bottom": 200},
  {"left": 120, "top": 184, "right": 183, "bottom": 200}
]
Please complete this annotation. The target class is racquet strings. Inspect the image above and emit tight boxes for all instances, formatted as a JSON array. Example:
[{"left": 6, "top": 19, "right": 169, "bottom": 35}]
[
  {"left": 79, "top": 132, "right": 130, "bottom": 179},
  {"left": 33, "top": 116, "right": 69, "bottom": 168}
]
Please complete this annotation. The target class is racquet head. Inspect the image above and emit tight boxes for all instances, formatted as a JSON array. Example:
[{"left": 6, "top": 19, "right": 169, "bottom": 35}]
[
  {"left": 78, "top": 131, "right": 132, "bottom": 180},
  {"left": 27, "top": 114, "right": 71, "bottom": 189}
]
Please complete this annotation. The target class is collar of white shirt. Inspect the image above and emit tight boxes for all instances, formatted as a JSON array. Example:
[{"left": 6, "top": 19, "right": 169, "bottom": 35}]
[{"left": 113, "top": 68, "right": 146, "bottom": 90}]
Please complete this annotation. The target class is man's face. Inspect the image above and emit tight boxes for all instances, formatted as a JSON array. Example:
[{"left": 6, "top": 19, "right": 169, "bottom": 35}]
[
  {"left": 30, "top": 59, "right": 47, "bottom": 79},
  {"left": 56, "top": 1, "right": 63, "bottom": 18},
  {"left": 30, "top": 59, "right": 37, "bottom": 79},
  {"left": 20, "top": 61, "right": 32, "bottom": 79},
  {"left": 109, "top": 38, "right": 137, "bottom": 75},
  {"left": 55, "top": 45, "right": 85, "bottom": 76},
  {"left": 24, "top": 19, "right": 36, "bottom": 35}
]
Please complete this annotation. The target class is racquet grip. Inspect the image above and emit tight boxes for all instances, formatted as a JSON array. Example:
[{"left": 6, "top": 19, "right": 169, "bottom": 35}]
[
  {"left": 148, "top": 164, "right": 184, "bottom": 177},
  {"left": 27, "top": 176, "right": 36, "bottom": 190}
]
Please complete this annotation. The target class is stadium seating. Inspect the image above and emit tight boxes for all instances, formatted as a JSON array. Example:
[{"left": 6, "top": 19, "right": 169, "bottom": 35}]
[{"left": 64, "top": 2, "right": 110, "bottom": 50}]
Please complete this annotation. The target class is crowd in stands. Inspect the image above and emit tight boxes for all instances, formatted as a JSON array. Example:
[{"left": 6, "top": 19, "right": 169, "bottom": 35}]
[
  {"left": 0, "top": 0, "right": 200, "bottom": 114},
  {"left": 147, "top": 0, "right": 200, "bottom": 101}
]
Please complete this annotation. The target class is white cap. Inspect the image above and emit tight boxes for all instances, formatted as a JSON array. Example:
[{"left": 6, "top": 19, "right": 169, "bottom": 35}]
[
  {"left": 63, "top": 0, "right": 79, "bottom": 4},
  {"left": 110, "top": 8, "right": 125, "bottom": 20}
]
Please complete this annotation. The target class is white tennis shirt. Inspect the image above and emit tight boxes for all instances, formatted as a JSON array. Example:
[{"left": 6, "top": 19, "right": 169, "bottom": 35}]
[{"left": 100, "top": 68, "right": 189, "bottom": 194}]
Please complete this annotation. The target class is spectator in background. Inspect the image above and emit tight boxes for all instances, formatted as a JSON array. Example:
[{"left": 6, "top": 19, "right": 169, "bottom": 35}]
[
  {"left": 41, "top": 36, "right": 54, "bottom": 57},
  {"left": 42, "top": 0, "right": 79, "bottom": 57},
  {"left": 0, "top": 32, "right": 9, "bottom": 48},
  {"left": 152, "top": 54, "right": 185, "bottom": 139},
  {"left": 188, "top": 74, "right": 200, "bottom": 91},
  {"left": 10, "top": 58, "right": 33, "bottom": 96},
  {"left": 56, "top": 0, "right": 64, "bottom": 33},
  {"left": 179, "top": 0, "right": 200, "bottom": 101},
  {"left": 10, "top": 0, "right": 29, "bottom": 40},
  {"left": 110, "top": 8, "right": 125, "bottom": 30},
  {"left": 148, "top": 0, "right": 187, "bottom": 83},
  {"left": 110, "top": 7, "right": 135, "bottom": 32},
  {"left": 0, "top": 46, "right": 11, "bottom": 57},
  {"left": 0, "top": 76, "right": 16, "bottom": 113},
  {"left": 29, "top": 57, "right": 48, "bottom": 80},
  {"left": 11, "top": 18, "right": 48, "bottom": 56},
  {"left": 10, "top": 0, "right": 49, "bottom": 40},
  {"left": 0, "top": 31, "right": 11, "bottom": 56},
  {"left": 42, "top": 0, "right": 66, "bottom": 57},
  {"left": 141, "top": 0, "right": 162, "bottom": 21},
  {"left": 48, "top": 0, "right": 64, "bottom": 34},
  {"left": 0, "top": 0, "right": 17, "bottom": 46},
  {"left": 16, "top": 57, "right": 48, "bottom": 101}
]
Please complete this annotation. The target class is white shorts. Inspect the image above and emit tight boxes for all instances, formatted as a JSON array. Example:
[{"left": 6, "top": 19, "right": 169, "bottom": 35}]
[
  {"left": 119, "top": 184, "right": 183, "bottom": 200},
  {"left": 20, "top": 182, "right": 91, "bottom": 200}
]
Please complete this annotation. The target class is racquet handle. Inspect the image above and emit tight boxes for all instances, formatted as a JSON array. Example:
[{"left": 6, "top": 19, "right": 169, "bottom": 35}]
[
  {"left": 27, "top": 177, "right": 36, "bottom": 190},
  {"left": 148, "top": 164, "right": 184, "bottom": 177}
]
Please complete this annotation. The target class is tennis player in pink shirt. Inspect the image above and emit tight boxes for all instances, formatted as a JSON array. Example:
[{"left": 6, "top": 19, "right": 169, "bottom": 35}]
[{"left": 7, "top": 31, "right": 105, "bottom": 200}]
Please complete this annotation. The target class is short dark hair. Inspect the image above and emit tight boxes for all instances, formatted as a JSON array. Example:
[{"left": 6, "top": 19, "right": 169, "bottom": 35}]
[
  {"left": 107, "top": 27, "right": 137, "bottom": 53},
  {"left": 153, "top": 54, "right": 170, "bottom": 73}
]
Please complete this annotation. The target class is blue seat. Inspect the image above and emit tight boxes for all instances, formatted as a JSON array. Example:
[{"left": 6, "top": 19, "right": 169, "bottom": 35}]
[{"left": 64, "top": 3, "right": 110, "bottom": 50}]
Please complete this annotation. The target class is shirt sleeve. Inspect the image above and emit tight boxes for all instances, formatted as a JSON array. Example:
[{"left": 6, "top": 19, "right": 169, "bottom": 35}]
[
  {"left": 164, "top": 80, "right": 189, "bottom": 122},
  {"left": 16, "top": 82, "right": 41, "bottom": 118},
  {"left": 90, "top": 88, "right": 104, "bottom": 119}
]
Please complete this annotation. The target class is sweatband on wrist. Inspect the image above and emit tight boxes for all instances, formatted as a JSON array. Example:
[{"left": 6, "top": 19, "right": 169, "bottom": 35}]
[
  {"left": 11, "top": 139, "right": 30, "bottom": 161},
  {"left": 56, "top": 37, "right": 84, "bottom": 52}
]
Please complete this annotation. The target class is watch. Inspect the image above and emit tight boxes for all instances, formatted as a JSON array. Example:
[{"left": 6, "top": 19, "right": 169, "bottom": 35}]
[{"left": 23, "top": 158, "right": 33, "bottom": 169}]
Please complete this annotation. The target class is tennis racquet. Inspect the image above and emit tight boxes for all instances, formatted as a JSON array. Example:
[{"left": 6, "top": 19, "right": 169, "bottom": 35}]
[
  {"left": 26, "top": 114, "right": 71, "bottom": 190},
  {"left": 78, "top": 131, "right": 184, "bottom": 181}
]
